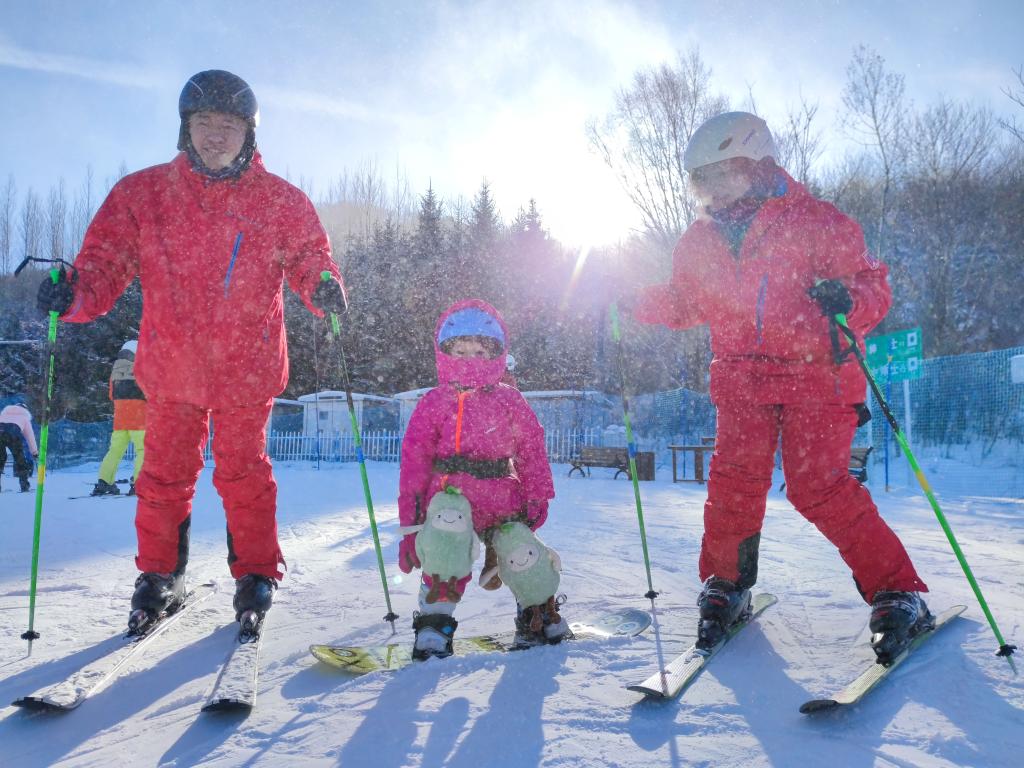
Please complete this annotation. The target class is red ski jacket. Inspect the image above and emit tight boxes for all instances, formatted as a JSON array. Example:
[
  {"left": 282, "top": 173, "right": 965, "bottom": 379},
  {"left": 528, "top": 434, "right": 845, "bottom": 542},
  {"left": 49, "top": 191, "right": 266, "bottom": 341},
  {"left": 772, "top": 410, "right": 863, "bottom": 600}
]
[
  {"left": 63, "top": 152, "right": 341, "bottom": 407},
  {"left": 635, "top": 171, "right": 890, "bottom": 404}
]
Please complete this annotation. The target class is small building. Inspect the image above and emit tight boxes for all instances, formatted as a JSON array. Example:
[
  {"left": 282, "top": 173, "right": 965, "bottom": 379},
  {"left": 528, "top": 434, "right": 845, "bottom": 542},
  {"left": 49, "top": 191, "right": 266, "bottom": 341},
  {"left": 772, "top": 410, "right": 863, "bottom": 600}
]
[
  {"left": 297, "top": 391, "right": 399, "bottom": 436},
  {"left": 394, "top": 387, "right": 433, "bottom": 431}
]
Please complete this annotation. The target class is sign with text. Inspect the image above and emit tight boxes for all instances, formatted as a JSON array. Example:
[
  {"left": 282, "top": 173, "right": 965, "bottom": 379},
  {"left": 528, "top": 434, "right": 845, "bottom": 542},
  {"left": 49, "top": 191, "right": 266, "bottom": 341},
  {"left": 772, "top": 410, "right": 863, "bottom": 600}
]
[{"left": 865, "top": 328, "right": 923, "bottom": 382}]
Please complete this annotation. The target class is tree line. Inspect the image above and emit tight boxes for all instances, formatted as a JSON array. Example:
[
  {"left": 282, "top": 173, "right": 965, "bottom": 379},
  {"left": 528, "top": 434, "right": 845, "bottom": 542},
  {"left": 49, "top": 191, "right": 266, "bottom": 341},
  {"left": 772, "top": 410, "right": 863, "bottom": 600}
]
[{"left": 2, "top": 45, "right": 1022, "bottom": 422}]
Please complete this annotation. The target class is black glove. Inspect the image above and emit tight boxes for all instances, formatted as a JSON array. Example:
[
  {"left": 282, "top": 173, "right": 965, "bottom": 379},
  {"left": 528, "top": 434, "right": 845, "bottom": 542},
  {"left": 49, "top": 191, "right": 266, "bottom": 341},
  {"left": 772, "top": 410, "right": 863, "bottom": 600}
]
[
  {"left": 37, "top": 267, "right": 75, "bottom": 316},
  {"left": 808, "top": 279, "right": 853, "bottom": 316},
  {"left": 312, "top": 277, "right": 347, "bottom": 314}
]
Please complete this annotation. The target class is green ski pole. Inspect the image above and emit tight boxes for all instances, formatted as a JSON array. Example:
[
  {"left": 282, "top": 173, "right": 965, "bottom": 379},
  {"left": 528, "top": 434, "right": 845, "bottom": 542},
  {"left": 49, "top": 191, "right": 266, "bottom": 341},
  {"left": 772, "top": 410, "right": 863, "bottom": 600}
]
[
  {"left": 609, "top": 303, "right": 658, "bottom": 601},
  {"left": 832, "top": 314, "right": 1016, "bottom": 673},
  {"left": 320, "top": 272, "right": 399, "bottom": 631},
  {"left": 21, "top": 267, "right": 62, "bottom": 649}
]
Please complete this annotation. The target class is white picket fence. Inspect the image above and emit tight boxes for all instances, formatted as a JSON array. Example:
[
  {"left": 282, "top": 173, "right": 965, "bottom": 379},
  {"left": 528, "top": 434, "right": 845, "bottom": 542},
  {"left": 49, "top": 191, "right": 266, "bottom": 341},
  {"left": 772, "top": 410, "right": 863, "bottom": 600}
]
[{"left": 194, "top": 427, "right": 604, "bottom": 465}]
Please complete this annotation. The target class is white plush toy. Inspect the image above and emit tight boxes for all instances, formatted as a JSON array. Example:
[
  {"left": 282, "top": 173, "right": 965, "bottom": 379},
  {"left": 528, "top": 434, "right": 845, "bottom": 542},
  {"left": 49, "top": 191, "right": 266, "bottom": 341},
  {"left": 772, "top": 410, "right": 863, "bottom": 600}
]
[
  {"left": 402, "top": 487, "right": 479, "bottom": 603},
  {"left": 491, "top": 521, "right": 561, "bottom": 615}
]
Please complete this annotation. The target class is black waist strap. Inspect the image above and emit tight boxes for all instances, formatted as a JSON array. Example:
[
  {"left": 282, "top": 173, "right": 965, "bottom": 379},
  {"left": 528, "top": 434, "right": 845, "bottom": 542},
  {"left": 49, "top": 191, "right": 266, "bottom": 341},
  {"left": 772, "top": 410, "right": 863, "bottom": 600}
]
[{"left": 434, "top": 456, "right": 513, "bottom": 479}]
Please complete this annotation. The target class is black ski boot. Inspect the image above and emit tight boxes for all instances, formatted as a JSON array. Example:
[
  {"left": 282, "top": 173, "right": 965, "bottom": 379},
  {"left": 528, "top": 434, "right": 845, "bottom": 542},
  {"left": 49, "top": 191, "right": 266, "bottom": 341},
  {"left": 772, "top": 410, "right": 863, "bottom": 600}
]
[
  {"left": 696, "top": 577, "right": 752, "bottom": 651},
  {"left": 129, "top": 571, "right": 185, "bottom": 633},
  {"left": 91, "top": 479, "right": 120, "bottom": 496},
  {"left": 19, "top": 477, "right": 30, "bottom": 492},
  {"left": 233, "top": 574, "right": 277, "bottom": 637},
  {"left": 412, "top": 612, "right": 458, "bottom": 660},
  {"left": 869, "top": 591, "right": 934, "bottom": 665}
]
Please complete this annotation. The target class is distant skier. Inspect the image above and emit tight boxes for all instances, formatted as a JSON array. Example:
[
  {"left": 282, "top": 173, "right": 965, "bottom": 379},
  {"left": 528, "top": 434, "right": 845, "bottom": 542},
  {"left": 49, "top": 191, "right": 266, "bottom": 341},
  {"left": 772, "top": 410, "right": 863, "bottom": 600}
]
[
  {"left": 0, "top": 402, "right": 38, "bottom": 493},
  {"left": 92, "top": 340, "right": 146, "bottom": 496},
  {"left": 36, "top": 70, "right": 347, "bottom": 633},
  {"left": 629, "top": 111, "right": 931, "bottom": 663},
  {"left": 398, "top": 300, "right": 563, "bottom": 658}
]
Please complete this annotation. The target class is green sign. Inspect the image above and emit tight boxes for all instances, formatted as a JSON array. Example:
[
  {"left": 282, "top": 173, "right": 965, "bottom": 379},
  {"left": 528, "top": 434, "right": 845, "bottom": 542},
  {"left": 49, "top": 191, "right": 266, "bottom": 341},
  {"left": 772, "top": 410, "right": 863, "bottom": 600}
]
[{"left": 865, "top": 327, "right": 923, "bottom": 382}]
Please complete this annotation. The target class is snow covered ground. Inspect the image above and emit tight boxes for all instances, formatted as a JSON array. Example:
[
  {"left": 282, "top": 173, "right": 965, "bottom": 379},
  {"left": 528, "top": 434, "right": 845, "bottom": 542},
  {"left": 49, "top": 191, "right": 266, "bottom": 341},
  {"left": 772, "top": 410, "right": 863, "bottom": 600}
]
[{"left": 1, "top": 459, "right": 1022, "bottom": 767}]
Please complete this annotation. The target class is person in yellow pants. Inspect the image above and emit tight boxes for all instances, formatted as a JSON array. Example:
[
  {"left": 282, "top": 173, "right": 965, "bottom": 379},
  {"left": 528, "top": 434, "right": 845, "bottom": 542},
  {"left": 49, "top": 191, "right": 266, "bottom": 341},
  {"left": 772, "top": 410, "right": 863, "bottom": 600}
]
[{"left": 93, "top": 340, "right": 146, "bottom": 496}]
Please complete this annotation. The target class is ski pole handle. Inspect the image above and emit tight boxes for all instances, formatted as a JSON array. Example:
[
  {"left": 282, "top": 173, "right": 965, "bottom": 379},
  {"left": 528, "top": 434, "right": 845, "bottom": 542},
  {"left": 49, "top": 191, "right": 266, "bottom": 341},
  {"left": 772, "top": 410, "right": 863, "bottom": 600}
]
[{"left": 320, "top": 271, "right": 341, "bottom": 335}]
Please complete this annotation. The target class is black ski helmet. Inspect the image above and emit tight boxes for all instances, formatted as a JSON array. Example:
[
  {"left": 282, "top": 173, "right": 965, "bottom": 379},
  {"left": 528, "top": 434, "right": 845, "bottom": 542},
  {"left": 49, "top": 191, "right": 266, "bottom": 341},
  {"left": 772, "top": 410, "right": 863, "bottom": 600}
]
[{"left": 177, "top": 70, "right": 260, "bottom": 178}]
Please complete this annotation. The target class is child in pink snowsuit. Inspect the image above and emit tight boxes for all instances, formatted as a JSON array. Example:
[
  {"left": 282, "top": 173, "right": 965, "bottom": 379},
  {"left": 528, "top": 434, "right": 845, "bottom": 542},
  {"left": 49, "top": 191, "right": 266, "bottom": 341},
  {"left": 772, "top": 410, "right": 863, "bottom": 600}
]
[{"left": 397, "top": 299, "right": 563, "bottom": 658}]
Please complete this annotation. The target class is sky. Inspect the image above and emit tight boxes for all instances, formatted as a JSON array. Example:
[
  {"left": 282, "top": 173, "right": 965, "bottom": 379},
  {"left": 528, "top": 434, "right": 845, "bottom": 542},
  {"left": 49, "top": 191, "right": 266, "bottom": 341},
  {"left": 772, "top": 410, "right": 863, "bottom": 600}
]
[{"left": 2, "top": 0, "right": 1022, "bottom": 248}]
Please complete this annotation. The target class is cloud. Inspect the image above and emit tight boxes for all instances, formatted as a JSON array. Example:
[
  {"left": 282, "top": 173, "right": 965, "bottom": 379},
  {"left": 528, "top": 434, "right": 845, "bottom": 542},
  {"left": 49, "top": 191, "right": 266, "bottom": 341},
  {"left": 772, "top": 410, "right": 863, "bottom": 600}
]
[
  {"left": 0, "top": 39, "right": 159, "bottom": 89},
  {"left": 260, "top": 86, "right": 412, "bottom": 127}
]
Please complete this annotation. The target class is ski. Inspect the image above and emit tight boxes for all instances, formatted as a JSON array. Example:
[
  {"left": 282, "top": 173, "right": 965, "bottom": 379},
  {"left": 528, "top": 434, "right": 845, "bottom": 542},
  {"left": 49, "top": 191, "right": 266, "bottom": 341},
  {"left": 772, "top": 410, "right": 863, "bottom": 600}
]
[
  {"left": 311, "top": 607, "right": 652, "bottom": 676},
  {"left": 628, "top": 593, "right": 777, "bottom": 699},
  {"left": 12, "top": 582, "right": 216, "bottom": 711},
  {"left": 201, "top": 612, "right": 268, "bottom": 712},
  {"left": 799, "top": 604, "right": 966, "bottom": 714},
  {"left": 67, "top": 495, "right": 134, "bottom": 501}
]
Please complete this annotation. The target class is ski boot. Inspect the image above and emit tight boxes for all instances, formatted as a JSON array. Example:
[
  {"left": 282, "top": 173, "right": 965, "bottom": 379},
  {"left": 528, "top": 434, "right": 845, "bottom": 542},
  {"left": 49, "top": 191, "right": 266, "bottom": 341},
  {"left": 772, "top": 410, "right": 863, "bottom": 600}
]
[
  {"left": 412, "top": 612, "right": 458, "bottom": 660},
  {"left": 128, "top": 571, "right": 185, "bottom": 633},
  {"left": 91, "top": 479, "right": 120, "bottom": 496},
  {"left": 233, "top": 574, "right": 277, "bottom": 640},
  {"left": 19, "top": 477, "right": 31, "bottom": 492},
  {"left": 696, "top": 577, "right": 752, "bottom": 652},
  {"left": 127, "top": 480, "right": 136, "bottom": 497},
  {"left": 869, "top": 591, "right": 934, "bottom": 665},
  {"left": 514, "top": 595, "right": 570, "bottom": 647}
]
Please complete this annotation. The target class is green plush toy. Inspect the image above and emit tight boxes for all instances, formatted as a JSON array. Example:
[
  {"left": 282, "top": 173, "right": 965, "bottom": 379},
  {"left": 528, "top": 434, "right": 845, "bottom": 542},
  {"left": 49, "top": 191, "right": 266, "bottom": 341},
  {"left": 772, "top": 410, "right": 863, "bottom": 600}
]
[
  {"left": 491, "top": 521, "right": 561, "bottom": 609},
  {"left": 403, "top": 487, "right": 479, "bottom": 603}
]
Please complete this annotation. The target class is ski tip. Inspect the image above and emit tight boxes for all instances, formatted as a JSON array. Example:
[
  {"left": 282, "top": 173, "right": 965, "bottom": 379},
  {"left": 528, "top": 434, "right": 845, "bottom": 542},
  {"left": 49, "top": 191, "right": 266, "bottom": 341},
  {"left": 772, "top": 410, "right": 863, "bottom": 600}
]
[
  {"left": 625, "top": 684, "right": 668, "bottom": 699},
  {"left": 201, "top": 698, "right": 252, "bottom": 714},
  {"left": 12, "top": 696, "right": 66, "bottom": 712},
  {"left": 799, "top": 698, "right": 839, "bottom": 715}
]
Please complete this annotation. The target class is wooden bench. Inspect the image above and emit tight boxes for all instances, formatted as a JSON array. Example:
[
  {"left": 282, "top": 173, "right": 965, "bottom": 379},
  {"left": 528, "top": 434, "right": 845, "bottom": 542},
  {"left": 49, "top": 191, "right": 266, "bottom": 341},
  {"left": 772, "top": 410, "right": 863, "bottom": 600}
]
[
  {"left": 849, "top": 446, "right": 873, "bottom": 484},
  {"left": 668, "top": 444, "right": 713, "bottom": 484},
  {"left": 568, "top": 446, "right": 654, "bottom": 481},
  {"left": 780, "top": 446, "right": 875, "bottom": 491}
]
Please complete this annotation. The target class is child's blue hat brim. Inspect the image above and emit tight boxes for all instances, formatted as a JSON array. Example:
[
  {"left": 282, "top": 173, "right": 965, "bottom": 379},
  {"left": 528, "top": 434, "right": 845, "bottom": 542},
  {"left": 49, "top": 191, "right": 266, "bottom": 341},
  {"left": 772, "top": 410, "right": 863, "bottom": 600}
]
[{"left": 437, "top": 307, "right": 506, "bottom": 347}]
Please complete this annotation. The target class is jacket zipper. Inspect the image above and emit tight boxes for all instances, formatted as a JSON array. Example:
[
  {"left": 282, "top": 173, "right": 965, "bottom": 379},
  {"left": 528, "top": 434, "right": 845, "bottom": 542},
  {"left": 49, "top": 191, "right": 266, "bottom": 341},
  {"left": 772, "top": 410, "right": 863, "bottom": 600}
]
[
  {"left": 755, "top": 273, "right": 768, "bottom": 347},
  {"left": 223, "top": 232, "right": 244, "bottom": 297}
]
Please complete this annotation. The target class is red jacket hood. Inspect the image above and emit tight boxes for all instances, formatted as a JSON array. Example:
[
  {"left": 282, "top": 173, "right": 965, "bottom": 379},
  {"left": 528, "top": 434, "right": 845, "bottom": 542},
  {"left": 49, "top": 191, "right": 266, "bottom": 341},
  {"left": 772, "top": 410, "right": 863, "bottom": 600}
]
[{"left": 434, "top": 299, "right": 509, "bottom": 389}]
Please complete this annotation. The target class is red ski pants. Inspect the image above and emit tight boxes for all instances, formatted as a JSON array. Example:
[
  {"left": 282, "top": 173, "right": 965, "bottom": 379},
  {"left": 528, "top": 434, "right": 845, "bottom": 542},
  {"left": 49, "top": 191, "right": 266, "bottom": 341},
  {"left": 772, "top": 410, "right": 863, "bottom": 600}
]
[
  {"left": 700, "top": 401, "right": 927, "bottom": 603},
  {"left": 134, "top": 399, "right": 284, "bottom": 580}
]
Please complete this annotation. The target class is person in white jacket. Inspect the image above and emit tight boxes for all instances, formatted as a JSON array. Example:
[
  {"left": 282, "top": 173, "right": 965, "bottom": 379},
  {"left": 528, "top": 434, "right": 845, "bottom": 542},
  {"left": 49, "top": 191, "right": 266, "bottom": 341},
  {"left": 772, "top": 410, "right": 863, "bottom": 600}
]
[{"left": 0, "top": 403, "right": 39, "bottom": 492}]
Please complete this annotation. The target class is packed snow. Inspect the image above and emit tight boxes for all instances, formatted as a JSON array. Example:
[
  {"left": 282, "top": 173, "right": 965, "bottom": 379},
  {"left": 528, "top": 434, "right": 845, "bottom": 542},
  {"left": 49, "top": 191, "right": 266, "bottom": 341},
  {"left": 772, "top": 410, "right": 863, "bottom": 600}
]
[{"left": 1, "top": 458, "right": 1022, "bottom": 767}]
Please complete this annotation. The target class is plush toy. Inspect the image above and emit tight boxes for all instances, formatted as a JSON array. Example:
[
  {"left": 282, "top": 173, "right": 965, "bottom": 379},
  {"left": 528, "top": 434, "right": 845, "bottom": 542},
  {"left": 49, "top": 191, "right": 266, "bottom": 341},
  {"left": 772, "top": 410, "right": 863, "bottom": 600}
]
[
  {"left": 403, "top": 487, "right": 479, "bottom": 603},
  {"left": 491, "top": 521, "right": 562, "bottom": 627}
]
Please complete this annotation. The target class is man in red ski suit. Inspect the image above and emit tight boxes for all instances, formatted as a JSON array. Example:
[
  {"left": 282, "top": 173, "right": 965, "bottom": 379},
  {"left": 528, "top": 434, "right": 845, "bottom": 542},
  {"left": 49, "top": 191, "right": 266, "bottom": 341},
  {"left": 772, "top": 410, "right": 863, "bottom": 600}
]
[
  {"left": 36, "top": 70, "right": 347, "bottom": 630},
  {"left": 632, "top": 112, "right": 930, "bottom": 661}
]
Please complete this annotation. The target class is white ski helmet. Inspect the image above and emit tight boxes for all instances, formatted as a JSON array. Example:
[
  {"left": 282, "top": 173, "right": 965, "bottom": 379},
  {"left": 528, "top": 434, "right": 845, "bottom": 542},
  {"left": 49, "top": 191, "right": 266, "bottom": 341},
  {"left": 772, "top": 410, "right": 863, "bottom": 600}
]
[
  {"left": 683, "top": 112, "right": 777, "bottom": 172},
  {"left": 506, "top": 354, "right": 516, "bottom": 372}
]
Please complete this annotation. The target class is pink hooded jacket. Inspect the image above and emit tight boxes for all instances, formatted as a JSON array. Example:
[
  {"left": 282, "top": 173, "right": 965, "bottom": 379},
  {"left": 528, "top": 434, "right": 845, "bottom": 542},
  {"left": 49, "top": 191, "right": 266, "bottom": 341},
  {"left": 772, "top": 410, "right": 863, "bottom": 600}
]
[{"left": 398, "top": 300, "right": 554, "bottom": 533}]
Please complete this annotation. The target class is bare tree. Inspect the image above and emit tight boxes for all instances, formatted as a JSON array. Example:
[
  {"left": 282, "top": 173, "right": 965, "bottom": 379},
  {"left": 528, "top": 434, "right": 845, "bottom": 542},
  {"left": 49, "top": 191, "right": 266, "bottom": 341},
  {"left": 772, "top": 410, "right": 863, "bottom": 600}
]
[
  {"left": 841, "top": 45, "right": 908, "bottom": 261},
  {"left": 775, "top": 96, "right": 824, "bottom": 186},
  {"left": 587, "top": 48, "right": 729, "bottom": 253},
  {"left": 900, "top": 101, "right": 1002, "bottom": 354},
  {"left": 999, "top": 65, "right": 1024, "bottom": 143},
  {"left": 19, "top": 188, "right": 43, "bottom": 265},
  {"left": 0, "top": 175, "right": 15, "bottom": 273},
  {"left": 47, "top": 178, "right": 68, "bottom": 262},
  {"left": 69, "top": 165, "right": 95, "bottom": 253}
]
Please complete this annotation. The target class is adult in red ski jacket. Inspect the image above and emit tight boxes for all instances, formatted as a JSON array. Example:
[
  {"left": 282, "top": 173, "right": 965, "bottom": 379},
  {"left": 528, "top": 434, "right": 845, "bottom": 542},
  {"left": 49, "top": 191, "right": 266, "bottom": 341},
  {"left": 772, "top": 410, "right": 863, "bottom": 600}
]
[
  {"left": 37, "top": 70, "right": 348, "bottom": 630},
  {"left": 632, "top": 112, "right": 929, "bottom": 661}
]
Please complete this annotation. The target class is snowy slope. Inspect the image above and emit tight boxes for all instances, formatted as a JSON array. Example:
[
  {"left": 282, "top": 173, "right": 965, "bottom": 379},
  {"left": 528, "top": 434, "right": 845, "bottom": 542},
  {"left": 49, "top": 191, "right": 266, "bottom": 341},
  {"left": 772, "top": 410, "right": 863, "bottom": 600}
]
[{"left": 1, "top": 461, "right": 1022, "bottom": 767}]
